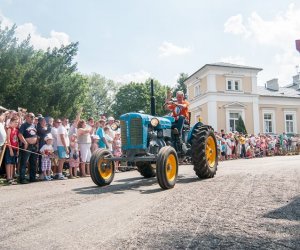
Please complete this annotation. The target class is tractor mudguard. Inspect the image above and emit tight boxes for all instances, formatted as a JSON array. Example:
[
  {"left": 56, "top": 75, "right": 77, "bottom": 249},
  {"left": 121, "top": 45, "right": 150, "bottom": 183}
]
[{"left": 187, "top": 121, "right": 204, "bottom": 144}]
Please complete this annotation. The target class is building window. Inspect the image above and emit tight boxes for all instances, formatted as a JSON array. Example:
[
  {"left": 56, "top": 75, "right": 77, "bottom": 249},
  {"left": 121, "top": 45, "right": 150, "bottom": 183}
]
[
  {"left": 194, "top": 85, "right": 200, "bottom": 97},
  {"left": 263, "top": 113, "right": 273, "bottom": 133},
  {"left": 262, "top": 110, "right": 276, "bottom": 134},
  {"left": 285, "top": 113, "right": 295, "bottom": 133},
  {"left": 227, "top": 79, "right": 241, "bottom": 91},
  {"left": 229, "top": 112, "right": 240, "bottom": 132}
]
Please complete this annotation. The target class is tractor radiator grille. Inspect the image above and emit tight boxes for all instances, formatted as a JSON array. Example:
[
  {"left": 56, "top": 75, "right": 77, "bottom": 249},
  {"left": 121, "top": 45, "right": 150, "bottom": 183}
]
[
  {"left": 120, "top": 120, "right": 127, "bottom": 146},
  {"left": 120, "top": 118, "right": 143, "bottom": 147},
  {"left": 129, "top": 118, "right": 143, "bottom": 145}
]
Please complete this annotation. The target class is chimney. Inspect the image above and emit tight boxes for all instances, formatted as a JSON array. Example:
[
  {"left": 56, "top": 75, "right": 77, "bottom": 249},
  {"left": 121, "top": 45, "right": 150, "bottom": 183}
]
[{"left": 265, "top": 78, "right": 279, "bottom": 91}]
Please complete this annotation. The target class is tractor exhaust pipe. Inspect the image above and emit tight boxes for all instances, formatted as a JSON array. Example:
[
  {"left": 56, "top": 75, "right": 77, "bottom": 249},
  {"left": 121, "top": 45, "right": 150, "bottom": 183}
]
[{"left": 150, "top": 79, "right": 156, "bottom": 116}]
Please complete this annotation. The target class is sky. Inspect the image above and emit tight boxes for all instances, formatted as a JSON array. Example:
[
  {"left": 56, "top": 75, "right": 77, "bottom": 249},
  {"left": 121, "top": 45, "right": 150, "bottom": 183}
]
[{"left": 0, "top": 0, "right": 300, "bottom": 87}]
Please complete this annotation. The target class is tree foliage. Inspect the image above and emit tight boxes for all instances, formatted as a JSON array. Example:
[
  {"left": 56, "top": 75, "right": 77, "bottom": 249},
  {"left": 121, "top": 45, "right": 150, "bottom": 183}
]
[
  {"left": 173, "top": 72, "right": 189, "bottom": 96},
  {"left": 111, "top": 78, "right": 170, "bottom": 119},
  {"left": 236, "top": 116, "right": 248, "bottom": 135},
  {"left": 81, "top": 73, "right": 118, "bottom": 119},
  {"left": 0, "top": 24, "right": 88, "bottom": 119}
]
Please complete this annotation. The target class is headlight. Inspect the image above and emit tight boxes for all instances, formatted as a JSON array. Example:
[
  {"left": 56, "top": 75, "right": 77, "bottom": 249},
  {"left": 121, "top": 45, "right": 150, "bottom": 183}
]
[
  {"left": 110, "top": 122, "right": 119, "bottom": 131},
  {"left": 150, "top": 118, "right": 159, "bottom": 127}
]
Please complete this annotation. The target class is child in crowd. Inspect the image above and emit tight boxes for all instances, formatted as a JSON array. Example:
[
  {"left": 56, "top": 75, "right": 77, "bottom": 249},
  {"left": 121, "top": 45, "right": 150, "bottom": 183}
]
[
  {"left": 91, "top": 134, "right": 100, "bottom": 153},
  {"left": 220, "top": 140, "right": 227, "bottom": 161},
  {"left": 246, "top": 144, "right": 254, "bottom": 158},
  {"left": 40, "top": 134, "right": 54, "bottom": 181},
  {"left": 113, "top": 132, "right": 122, "bottom": 172},
  {"left": 5, "top": 117, "right": 19, "bottom": 184},
  {"left": 104, "top": 126, "right": 113, "bottom": 152},
  {"left": 69, "top": 134, "right": 79, "bottom": 179}
]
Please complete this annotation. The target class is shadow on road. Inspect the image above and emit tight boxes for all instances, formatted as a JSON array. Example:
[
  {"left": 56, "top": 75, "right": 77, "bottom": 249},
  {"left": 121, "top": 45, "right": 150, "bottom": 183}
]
[
  {"left": 114, "top": 230, "right": 299, "bottom": 249},
  {"left": 263, "top": 195, "right": 300, "bottom": 221},
  {"left": 72, "top": 174, "right": 205, "bottom": 196}
]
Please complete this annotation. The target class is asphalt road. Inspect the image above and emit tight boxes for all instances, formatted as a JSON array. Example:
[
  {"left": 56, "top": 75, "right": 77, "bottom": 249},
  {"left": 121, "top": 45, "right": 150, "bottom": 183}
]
[{"left": 0, "top": 155, "right": 299, "bottom": 250}]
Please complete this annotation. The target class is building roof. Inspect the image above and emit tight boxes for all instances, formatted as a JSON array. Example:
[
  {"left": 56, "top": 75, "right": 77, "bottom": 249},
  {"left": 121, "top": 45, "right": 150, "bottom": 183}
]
[
  {"left": 207, "top": 62, "right": 262, "bottom": 71},
  {"left": 257, "top": 86, "right": 300, "bottom": 98},
  {"left": 185, "top": 62, "right": 263, "bottom": 82}
]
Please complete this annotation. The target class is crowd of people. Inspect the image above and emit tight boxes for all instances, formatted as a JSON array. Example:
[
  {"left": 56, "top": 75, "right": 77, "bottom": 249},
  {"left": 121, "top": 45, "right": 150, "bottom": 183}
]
[
  {"left": 0, "top": 108, "right": 122, "bottom": 185},
  {"left": 0, "top": 105, "right": 299, "bottom": 185},
  {"left": 215, "top": 129, "right": 300, "bottom": 161}
]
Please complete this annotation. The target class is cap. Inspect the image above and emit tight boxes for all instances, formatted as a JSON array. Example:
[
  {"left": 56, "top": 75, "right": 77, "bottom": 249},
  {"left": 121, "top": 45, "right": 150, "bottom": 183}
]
[
  {"left": 44, "top": 134, "right": 53, "bottom": 141},
  {"left": 107, "top": 116, "right": 114, "bottom": 121}
]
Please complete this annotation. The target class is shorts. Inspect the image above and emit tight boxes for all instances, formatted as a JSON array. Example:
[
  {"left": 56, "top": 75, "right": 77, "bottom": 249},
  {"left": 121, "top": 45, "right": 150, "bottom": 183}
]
[
  {"left": 79, "top": 143, "right": 91, "bottom": 163},
  {"left": 69, "top": 158, "right": 80, "bottom": 168},
  {"left": 5, "top": 148, "right": 18, "bottom": 165},
  {"left": 57, "top": 146, "right": 69, "bottom": 159},
  {"left": 42, "top": 157, "right": 51, "bottom": 171}
]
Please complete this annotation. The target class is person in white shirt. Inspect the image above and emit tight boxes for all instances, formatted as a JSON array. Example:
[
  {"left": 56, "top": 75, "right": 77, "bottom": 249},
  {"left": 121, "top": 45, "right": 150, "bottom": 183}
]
[
  {"left": 40, "top": 134, "right": 54, "bottom": 181},
  {"left": 56, "top": 118, "right": 70, "bottom": 180}
]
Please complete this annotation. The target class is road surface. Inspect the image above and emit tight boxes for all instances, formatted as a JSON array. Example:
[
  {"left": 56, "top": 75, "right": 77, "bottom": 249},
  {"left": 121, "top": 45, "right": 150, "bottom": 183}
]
[{"left": 0, "top": 155, "right": 299, "bottom": 249}]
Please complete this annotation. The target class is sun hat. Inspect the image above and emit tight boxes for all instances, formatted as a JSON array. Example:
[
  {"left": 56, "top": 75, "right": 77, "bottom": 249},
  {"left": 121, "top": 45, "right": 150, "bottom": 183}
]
[
  {"left": 107, "top": 116, "right": 114, "bottom": 121},
  {"left": 44, "top": 134, "right": 53, "bottom": 141}
]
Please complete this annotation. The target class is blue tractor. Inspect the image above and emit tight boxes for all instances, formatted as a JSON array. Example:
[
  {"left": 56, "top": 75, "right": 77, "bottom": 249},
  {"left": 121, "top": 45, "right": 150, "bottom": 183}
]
[{"left": 90, "top": 80, "right": 218, "bottom": 189}]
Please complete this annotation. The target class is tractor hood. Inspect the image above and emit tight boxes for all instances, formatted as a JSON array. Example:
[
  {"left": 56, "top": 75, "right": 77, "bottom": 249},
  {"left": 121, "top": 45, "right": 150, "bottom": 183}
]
[{"left": 120, "top": 112, "right": 173, "bottom": 129}]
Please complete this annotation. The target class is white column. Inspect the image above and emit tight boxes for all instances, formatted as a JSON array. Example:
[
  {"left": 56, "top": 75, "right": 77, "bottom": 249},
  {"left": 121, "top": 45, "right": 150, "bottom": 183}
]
[
  {"left": 251, "top": 76, "right": 257, "bottom": 94},
  {"left": 207, "top": 74, "right": 216, "bottom": 92},
  {"left": 207, "top": 100, "right": 217, "bottom": 130},
  {"left": 253, "top": 97, "right": 260, "bottom": 134}
]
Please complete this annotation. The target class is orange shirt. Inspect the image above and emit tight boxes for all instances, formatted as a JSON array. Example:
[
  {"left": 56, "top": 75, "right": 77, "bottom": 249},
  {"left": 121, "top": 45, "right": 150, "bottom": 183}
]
[{"left": 167, "top": 100, "right": 190, "bottom": 121}]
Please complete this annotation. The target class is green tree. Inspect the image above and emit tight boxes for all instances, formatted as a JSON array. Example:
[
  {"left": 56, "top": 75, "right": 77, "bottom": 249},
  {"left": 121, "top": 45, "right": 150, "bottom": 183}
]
[
  {"left": 236, "top": 116, "right": 248, "bottom": 135},
  {"left": 81, "top": 73, "right": 118, "bottom": 119},
  {"left": 173, "top": 72, "right": 189, "bottom": 96},
  {"left": 111, "top": 78, "right": 170, "bottom": 119},
  {"left": 0, "top": 23, "right": 89, "bottom": 119}
]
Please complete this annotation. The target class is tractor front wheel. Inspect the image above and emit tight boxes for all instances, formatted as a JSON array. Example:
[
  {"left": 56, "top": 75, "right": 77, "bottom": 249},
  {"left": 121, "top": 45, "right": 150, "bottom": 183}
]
[
  {"left": 156, "top": 146, "right": 178, "bottom": 189},
  {"left": 191, "top": 126, "right": 218, "bottom": 178},
  {"left": 90, "top": 149, "right": 115, "bottom": 186}
]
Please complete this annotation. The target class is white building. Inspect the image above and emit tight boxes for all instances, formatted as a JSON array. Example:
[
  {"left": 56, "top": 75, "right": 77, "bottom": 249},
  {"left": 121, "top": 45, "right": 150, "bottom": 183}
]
[{"left": 184, "top": 62, "right": 300, "bottom": 135}]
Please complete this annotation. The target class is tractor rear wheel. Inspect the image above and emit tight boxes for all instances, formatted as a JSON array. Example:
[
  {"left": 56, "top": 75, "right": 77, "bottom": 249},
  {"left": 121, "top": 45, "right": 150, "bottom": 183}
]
[
  {"left": 191, "top": 125, "right": 218, "bottom": 178},
  {"left": 156, "top": 146, "right": 178, "bottom": 189},
  {"left": 90, "top": 149, "right": 115, "bottom": 186},
  {"left": 136, "top": 162, "right": 156, "bottom": 178}
]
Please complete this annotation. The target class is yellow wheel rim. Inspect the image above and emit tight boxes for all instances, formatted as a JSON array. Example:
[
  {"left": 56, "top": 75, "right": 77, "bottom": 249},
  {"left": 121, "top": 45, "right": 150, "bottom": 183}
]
[
  {"left": 206, "top": 136, "right": 216, "bottom": 168},
  {"left": 97, "top": 157, "right": 113, "bottom": 180},
  {"left": 166, "top": 154, "right": 177, "bottom": 182}
]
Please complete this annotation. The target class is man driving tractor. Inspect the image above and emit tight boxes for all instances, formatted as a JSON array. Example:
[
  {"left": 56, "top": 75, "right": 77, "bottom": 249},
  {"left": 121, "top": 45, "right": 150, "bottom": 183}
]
[{"left": 164, "top": 90, "right": 190, "bottom": 136}]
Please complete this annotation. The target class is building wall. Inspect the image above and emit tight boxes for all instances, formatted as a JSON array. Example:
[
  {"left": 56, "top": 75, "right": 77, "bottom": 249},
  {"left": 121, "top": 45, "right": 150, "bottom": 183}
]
[
  {"left": 216, "top": 101, "right": 254, "bottom": 133},
  {"left": 259, "top": 104, "right": 300, "bottom": 134},
  {"left": 201, "top": 76, "right": 207, "bottom": 94},
  {"left": 243, "top": 77, "right": 252, "bottom": 93},
  {"left": 190, "top": 103, "right": 208, "bottom": 125},
  {"left": 188, "top": 85, "right": 194, "bottom": 100},
  {"left": 216, "top": 75, "right": 226, "bottom": 92}
]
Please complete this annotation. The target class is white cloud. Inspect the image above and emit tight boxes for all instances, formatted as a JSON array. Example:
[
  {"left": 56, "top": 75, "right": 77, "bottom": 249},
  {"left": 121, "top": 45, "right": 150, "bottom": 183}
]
[
  {"left": 159, "top": 41, "right": 191, "bottom": 57},
  {"left": 0, "top": 11, "right": 13, "bottom": 28},
  {"left": 224, "top": 3, "right": 300, "bottom": 85},
  {"left": 224, "top": 14, "right": 249, "bottom": 36},
  {"left": 219, "top": 56, "right": 246, "bottom": 65},
  {"left": 113, "top": 70, "right": 151, "bottom": 84},
  {"left": 0, "top": 12, "right": 70, "bottom": 50}
]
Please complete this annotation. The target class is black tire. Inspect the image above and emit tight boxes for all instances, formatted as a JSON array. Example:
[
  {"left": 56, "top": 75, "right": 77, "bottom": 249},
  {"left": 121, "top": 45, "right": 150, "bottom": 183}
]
[
  {"left": 136, "top": 162, "right": 156, "bottom": 178},
  {"left": 156, "top": 146, "right": 178, "bottom": 189},
  {"left": 191, "top": 125, "right": 218, "bottom": 178},
  {"left": 90, "top": 148, "right": 115, "bottom": 186}
]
